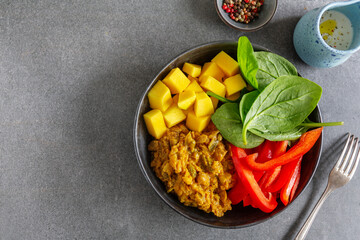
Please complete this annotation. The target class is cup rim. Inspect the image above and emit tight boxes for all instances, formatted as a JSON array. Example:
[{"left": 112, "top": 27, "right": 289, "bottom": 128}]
[{"left": 316, "top": 0, "right": 360, "bottom": 54}]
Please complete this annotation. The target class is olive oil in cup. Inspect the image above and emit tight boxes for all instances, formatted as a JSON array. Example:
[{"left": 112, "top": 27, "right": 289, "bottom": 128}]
[
  {"left": 293, "top": 0, "right": 360, "bottom": 68},
  {"left": 320, "top": 10, "right": 354, "bottom": 50}
]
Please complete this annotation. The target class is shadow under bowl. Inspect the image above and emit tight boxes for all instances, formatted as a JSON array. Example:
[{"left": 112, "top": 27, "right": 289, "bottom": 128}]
[
  {"left": 133, "top": 41, "right": 322, "bottom": 228},
  {"left": 214, "top": 0, "right": 278, "bottom": 31}
]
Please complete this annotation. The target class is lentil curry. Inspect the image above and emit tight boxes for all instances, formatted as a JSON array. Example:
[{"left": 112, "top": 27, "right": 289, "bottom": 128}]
[{"left": 149, "top": 123, "right": 235, "bottom": 217}]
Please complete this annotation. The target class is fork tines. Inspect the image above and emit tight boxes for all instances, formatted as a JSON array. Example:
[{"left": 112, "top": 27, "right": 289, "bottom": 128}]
[{"left": 335, "top": 133, "right": 360, "bottom": 178}]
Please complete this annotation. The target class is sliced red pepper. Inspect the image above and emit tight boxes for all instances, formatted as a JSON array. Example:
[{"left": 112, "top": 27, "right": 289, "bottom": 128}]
[
  {"left": 228, "top": 147, "right": 248, "bottom": 205},
  {"left": 231, "top": 147, "right": 278, "bottom": 213},
  {"left": 266, "top": 156, "right": 302, "bottom": 193},
  {"left": 242, "top": 194, "right": 252, "bottom": 207},
  {"left": 245, "top": 128, "right": 323, "bottom": 171},
  {"left": 251, "top": 140, "right": 274, "bottom": 182},
  {"left": 272, "top": 141, "right": 289, "bottom": 158},
  {"left": 289, "top": 166, "right": 301, "bottom": 202},
  {"left": 259, "top": 141, "right": 288, "bottom": 190},
  {"left": 280, "top": 158, "right": 302, "bottom": 206},
  {"left": 228, "top": 174, "right": 248, "bottom": 205},
  {"left": 257, "top": 140, "right": 273, "bottom": 163}
]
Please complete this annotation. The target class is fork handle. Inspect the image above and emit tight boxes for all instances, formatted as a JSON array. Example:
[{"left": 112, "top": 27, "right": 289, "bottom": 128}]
[{"left": 295, "top": 184, "right": 334, "bottom": 240}]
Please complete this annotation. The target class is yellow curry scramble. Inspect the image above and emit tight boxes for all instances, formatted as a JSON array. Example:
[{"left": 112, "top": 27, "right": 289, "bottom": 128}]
[{"left": 148, "top": 123, "right": 235, "bottom": 217}]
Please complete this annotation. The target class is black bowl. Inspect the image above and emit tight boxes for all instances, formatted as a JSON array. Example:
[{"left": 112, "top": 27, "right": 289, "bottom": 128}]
[
  {"left": 133, "top": 41, "right": 322, "bottom": 228},
  {"left": 214, "top": 0, "right": 278, "bottom": 32}
]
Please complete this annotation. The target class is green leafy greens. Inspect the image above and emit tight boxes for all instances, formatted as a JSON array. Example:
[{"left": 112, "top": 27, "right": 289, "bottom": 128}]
[
  {"left": 211, "top": 103, "right": 264, "bottom": 148},
  {"left": 254, "top": 51, "right": 298, "bottom": 90},
  {"left": 209, "top": 36, "right": 343, "bottom": 148},
  {"left": 242, "top": 75, "right": 322, "bottom": 144},
  {"left": 237, "top": 36, "right": 259, "bottom": 89}
]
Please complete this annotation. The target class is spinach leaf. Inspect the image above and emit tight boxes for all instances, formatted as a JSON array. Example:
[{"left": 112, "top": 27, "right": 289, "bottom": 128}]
[
  {"left": 254, "top": 51, "right": 298, "bottom": 91},
  {"left": 239, "top": 90, "right": 259, "bottom": 122},
  {"left": 237, "top": 36, "right": 259, "bottom": 89},
  {"left": 250, "top": 126, "right": 309, "bottom": 141},
  {"left": 211, "top": 103, "right": 264, "bottom": 149},
  {"left": 242, "top": 75, "right": 322, "bottom": 145}
]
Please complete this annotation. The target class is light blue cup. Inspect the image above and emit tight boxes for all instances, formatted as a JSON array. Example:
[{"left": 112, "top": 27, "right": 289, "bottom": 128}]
[{"left": 293, "top": 0, "right": 360, "bottom": 68}]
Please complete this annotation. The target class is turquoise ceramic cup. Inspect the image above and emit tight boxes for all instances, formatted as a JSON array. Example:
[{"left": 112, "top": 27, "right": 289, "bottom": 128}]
[{"left": 293, "top": 0, "right": 360, "bottom": 68}]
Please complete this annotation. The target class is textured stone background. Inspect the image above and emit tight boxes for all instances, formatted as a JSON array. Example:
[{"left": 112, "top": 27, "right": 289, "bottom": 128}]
[{"left": 0, "top": 0, "right": 359, "bottom": 239}]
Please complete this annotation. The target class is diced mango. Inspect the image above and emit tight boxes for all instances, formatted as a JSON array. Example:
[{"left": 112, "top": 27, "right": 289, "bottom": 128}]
[
  {"left": 186, "top": 111, "right": 211, "bottom": 132},
  {"left": 211, "top": 51, "right": 240, "bottom": 77},
  {"left": 194, "top": 92, "right": 214, "bottom": 117},
  {"left": 143, "top": 109, "right": 168, "bottom": 139},
  {"left": 173, "top": 94, "right": 179, "bottom": 105},
  {"left": 182, "top": 104, "right": 193, "bottom": 116},
  {"left": 199, "top": 62, "right": 225, "bottom": 82},
  {"left": 163, "top": 68, "right": 190, "bottom": 94},
  {"left": 188, "top": 75, "right": 199, "bottom": 83},
  {"left": 223, "top": 74, "right": 247, "bottom": 97},
  {"left": 200, "top": 75, "right": 226, "bottom": 97},
  {"left": 227, "top": 91, "right": 241, "bottom": 101},
  {"left": 178, "top": 90, "right": 196, "bottom": 110},
  {"left": 148, "top": 81, "right": 173, "bottom": 112},
  {"left": 211, "top": 97, "right": 219, "bottom": 109},
  {"left": 163, "top": 104, "right": 187, "bottom": 128},
  {"left": 185, "top": 80, "right": 203, "bottom": 93},
  {"left": 182, "top": 62, "right": 201, "bottom": 78}
]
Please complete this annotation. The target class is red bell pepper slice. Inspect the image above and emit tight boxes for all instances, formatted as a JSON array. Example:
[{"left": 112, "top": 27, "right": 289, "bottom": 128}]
[
  {"left": 259, "top": 141, "right": 288, "bottom": 190},
  {"left": 228, "top": 147, "right": 248, "bottom": 205},
  {"left": 257, "top": 140, "right": 273, "bottom": 163},
  {"left": 289, "top": 167, "right": 301, "bottom": 202},
  {"left": 228, "top": 174, "right": 248, "bottom": 205},
  {"left": 266, "top": 156, "right": 302, "bottom": 193},
  {"left": 242, "top": 194, "right": 252, "bottom": 207},
  {"left": 231, "top": 146, "right": 278, "bottom": 213},
  {"left": 245, "top": 127, "right": 323, "bottom": 171},
  {"left": 280, "top": 158, "right": 302, "bottom": 206}
]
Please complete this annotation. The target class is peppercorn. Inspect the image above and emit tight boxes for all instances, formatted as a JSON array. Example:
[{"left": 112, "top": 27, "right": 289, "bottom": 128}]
[{"left": 222, "top": 0, "right": 263, "bottom": 24}]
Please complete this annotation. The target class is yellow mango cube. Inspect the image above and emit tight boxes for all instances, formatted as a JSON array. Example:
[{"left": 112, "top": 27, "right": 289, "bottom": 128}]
[
  {"left": 148, "top": 81, "right": 173, "bottom": 112},
  {"left": 227, "top": 91, "right": 241, "bottom": 101},
  {"left": 186, "top": 111, "right": 211, "bottom": 132},
  {"left": 163, "top": 104, "right": 187, "bottom": 128},
  {"left": 163, "top": 68, "right": 190, "bottom": 94},
  {"left": 182, "top": 62, "right": 201, "bottom": 78},
  {"left": 211, "top": 51, "right": 240, "bottom": 77},
  {"left": 188, "top": 75, "right": 199, "bottom": 83},
  {"left": 223, "top": 74, "right": 247, "bottom": 97},
  {"left": 182, "top": 104, "right": 193, "bottom": 116},
  {"left": 200, "top": 75, "right": 226, "bottom": 97},
  {"left": 194, "top": 92, "right": 214, "bottom": 117},
  {"left": 178, "top": 90, "right": 196, "bottom": 110},
  {"left": 199, "top": 62, "right": 225, "bottom": 82},
  {"left": 143, "top": 109, "right": 168, "bottom": 139},
  {"left": 185, "top": 80, "right": 203, "bottom": 93}
]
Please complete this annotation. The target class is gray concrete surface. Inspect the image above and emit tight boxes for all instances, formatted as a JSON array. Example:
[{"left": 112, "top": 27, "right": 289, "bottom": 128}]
[{"left": 0, "top": 0, "right": 359, "bottom": 239}]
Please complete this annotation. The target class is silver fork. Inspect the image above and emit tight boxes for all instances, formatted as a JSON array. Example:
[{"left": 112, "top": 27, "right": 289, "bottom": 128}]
[{"left": 295, "top": 133, "right": 360, "bottom": 240}]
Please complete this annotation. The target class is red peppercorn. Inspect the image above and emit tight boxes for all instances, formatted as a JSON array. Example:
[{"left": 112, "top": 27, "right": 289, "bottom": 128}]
[
  {"left": 253, "top": 8, "right": 258, "bottom": 13},
  {"left": 244, "top": 15, "right": 248, "bottom": 20},
  {"left": 229, "top": 3, "right": 234, "bottom": 7},
  {"left": 222, "top": 4, "right": 228, "bottom": 10},
  {"left": 231, "top": 8, "right": 235, "bottom": 13},
  {"left": 244, "top": 0, "right": 249, "bottom": 3},
  {"left": 226, "top": 8, "right": 231, "bottom": 13}
]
